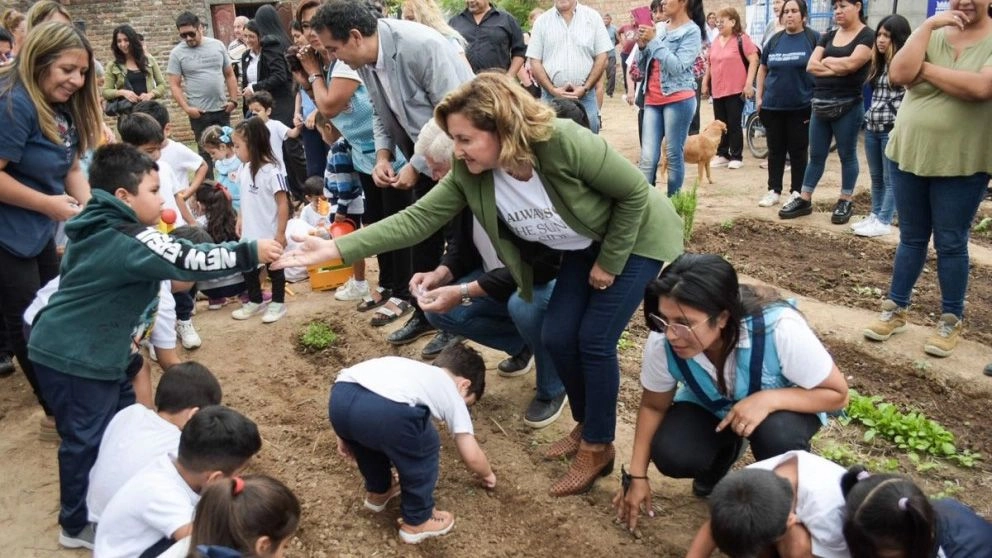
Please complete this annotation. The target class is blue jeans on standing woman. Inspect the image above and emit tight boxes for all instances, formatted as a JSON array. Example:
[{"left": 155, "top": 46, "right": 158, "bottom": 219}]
[
  {"left": 801, "top": 103, "right": 864, "bottom": 196},
  {"left": 864, "top": 130, "right": 896, "bottom": 224},
  {"left": 639, "top": 96, "right": 697, "bottom": 195},
  {"left": 887, "top": 165, "right": 988, "bottom": 318},
  {"left": 543, "top": 244, "right": 662, "bottom": 444}
]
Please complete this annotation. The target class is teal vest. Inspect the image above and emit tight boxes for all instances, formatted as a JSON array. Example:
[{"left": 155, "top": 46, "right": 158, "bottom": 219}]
[{"left": 666, "top": 305, "right": 827, "bottom": 423}]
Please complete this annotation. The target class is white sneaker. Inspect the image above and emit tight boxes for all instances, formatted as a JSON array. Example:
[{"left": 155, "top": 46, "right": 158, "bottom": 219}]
[
  {"left": 727, "top": 160, "right": 743, "bottom": 169},
  {"left": 334, "top": 278, "right": 370, "bottom": 302},
  {"left": 176, "top": 319, "right": 202, "bottom": 349},
  {"left": 710, "top": 156, "right": 731, "bottom": 168},
  {"left": 851, "top": 214, "right": 877, "bottom": 232},
  {"left": 758, "top": 191, "right": 780, "bottom": 207},
  {"left": 782, "top": 191, "right": 801, "bottom": 207},
  {"left": 855, "top": 219, "right": 892, "bottom": 237},
  {"left": 262, "top": 302, "right": 287, "bottom": 323},
  {"left": 232, "top": 301, "right": 267, "bottom": 320}
]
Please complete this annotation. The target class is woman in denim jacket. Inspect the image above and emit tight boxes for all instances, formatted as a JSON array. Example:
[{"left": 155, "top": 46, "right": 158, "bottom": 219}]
[{"left": 636, "top": 0, "right": 705, "bottom": 196}]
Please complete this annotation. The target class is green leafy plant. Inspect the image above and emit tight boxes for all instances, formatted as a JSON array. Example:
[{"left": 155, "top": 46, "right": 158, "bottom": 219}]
[
  {"left": 617, "top": 330, "right": 634, "bottom": 352},
  {"left": 670, "top": 181, "right": 699, "bottom": 243},
  {"left": 973, "top": 216, "right": 992, "bottom": 234},
  {"left": 720, "top": 218, "right": 735, "bottom": 231},
  {"left": 299, "top": 321, "right": 338, "bottom": 352},
  {"left": 845, "top": 390, "right": 981, "bottom": 468}
]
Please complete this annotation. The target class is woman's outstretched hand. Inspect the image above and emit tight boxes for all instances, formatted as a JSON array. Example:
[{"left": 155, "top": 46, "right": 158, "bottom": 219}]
[{"left": 270, "top": 235, "right": 340, "bottom": 269}]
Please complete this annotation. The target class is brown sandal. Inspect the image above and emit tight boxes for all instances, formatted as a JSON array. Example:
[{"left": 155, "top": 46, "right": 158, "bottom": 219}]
[
  {"left": 544, "top": 423, "right": 583, "bottom": 460},
  {"left": 549, "top": 443, "right": 615, "bottom": 497},
  {"left": 357, "top": 287, "right": 392, "bottom": 312},
  {"left": 369, "top": 297, "right": 413, "bottom": 327}
]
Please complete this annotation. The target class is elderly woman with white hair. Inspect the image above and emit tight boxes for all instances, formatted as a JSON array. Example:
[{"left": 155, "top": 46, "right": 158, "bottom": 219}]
[{"left": 412, "top": 119, "right": 568, "bottom": 429}]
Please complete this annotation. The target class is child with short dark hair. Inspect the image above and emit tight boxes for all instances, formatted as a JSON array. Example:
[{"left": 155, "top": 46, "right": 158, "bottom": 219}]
[
  {"left": 28, "top": 144, "right": 280, "bottom": 550},
  {"left": 245, "top": 90, "right": 301, "bottom": 173},
  {"left": 94, "top": 405, "right": 263, "bottom": 558},
  {"left": 301, "top": 176, "right": 329, "bottom": 229},
  {"left": 841, "top": 465, "right": 992, "bottom": 558},
  {"left": 132, "top": 99, "right": 208, "bottom": 202},
  {"left": 687, "top": 450, "right": 849, "bottom": 558},
  {"left": 329, "top": 344, "right": 495, "bottom": 544},
  {"left": 87, "top": 362, "right": 223, "bottom": 523}
]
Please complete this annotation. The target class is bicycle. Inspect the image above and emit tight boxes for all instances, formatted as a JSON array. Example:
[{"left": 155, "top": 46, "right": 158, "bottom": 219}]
[{"left": 742, "top": 98, "right": 768, "bottom": 159}]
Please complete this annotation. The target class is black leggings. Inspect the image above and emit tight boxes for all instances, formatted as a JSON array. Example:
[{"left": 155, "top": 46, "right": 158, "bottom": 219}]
[
  {"left": 651, "top": 401, "right": 821, "bottom": 479},
  {"left": 760, "top": 107, "right": 811, "bottom": 194},
  {"left": 244, "top": 264, "right": 285, "bottom": 304},
  {"left": 713, "top": 94, "right": 745, "bottom": 161}
]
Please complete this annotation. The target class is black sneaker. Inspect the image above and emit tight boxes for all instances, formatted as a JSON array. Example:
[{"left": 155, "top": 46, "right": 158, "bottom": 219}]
[
  {"left": 830, "top": 199, "right": 854, "bottom": 224},
  {"left": 387, "top": 313, "right": 437, "bottom": 346},
  {"left": 778, "top": 196, "right": 813, "bottom": 219},
  {"left": 420, "top": 331, "right": 464, "bottom": 359},
  {"left": 497, "top": 346, "right": 534, "bottom": 378},
  {"left": 691, "top": 438, "right": 749, "bottom": 498},
  {"left": 0, "top": 353, "right": 14, "bottom": 378},
  {"left": 523, "top": 392, "right": 568, "bottom": 429}
]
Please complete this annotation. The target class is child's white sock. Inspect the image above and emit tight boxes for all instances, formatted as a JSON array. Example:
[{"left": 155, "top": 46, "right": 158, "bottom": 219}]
[{"left": 354, "top": 279, "right": 368, "bottom": 288}]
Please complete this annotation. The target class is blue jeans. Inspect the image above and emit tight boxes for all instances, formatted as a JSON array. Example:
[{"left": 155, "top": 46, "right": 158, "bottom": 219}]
[
  {"left": 887, "top": 166, "right": 989, "bottom": 318},
  {"left": 543, "top": 89, "right": 600, "bottom": 134},
  {"left": 330, "top": 382, "right": 439, "bottom": 525},
  {"left": 639, "top": 96, "right": 697, "bottom": 196},
  {"left": 802, "top": 103, "right": 864, "bottom": 196},
  {"left": 543, "top": 245, "right": 663, "bottom": 444},
  {"left": 864, "top": 130, "right": 896, "bottom": 224},
  {"left": 425, "top": 270, "right": 564, "bottom": 401}
]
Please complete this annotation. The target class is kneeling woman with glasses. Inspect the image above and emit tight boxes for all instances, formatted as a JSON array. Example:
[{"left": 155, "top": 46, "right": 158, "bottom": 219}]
[{"left": 613, "top": 254, "right": 849, "bottom": 530}]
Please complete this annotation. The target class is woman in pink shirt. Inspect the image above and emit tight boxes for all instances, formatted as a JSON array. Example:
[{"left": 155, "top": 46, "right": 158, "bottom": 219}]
[{"left": 702, "top": 7, "right": 759, "bottom": 169}]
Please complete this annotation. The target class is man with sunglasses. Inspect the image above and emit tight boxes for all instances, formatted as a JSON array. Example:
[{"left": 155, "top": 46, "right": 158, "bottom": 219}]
[{"left": 167, "top": 11, "right": 239, "bottom": 171}]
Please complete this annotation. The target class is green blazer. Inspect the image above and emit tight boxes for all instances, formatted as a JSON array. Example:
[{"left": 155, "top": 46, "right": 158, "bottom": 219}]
[
  {"left": 102, "top": 54, "right": 167, "bottom": 101},
  {"left": 336, "top": 119, "right": 684, "bottom": 300}
]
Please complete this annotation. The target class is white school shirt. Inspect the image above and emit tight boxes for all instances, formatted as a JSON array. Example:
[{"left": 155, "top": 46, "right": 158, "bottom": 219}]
[
  {"left": 93, "top": 455, "right": 198, "bottom": 558},
  {"left": 265, "top": 119, "right": 290, "bottom": 172},
  {"left": 239, "top": 162, "right": 288, "bottom": 241},
  {"left": 747, "top": 451, "right": 851, "bottom": 558},
  {"left": 160, "top": 139, "right": 205, "bottom": 192},
  {"left": 24, "top": 276, "right": 60, "bottom": 326},
  {"left": 150, "top": 280, "right": 177, "bottom": 350},
  {"left": 640, "top": 307, "right": 833, "bottom": 394},
  {"left": 87, "top": 404, "right": 181, "bottom": 523},
  {"left": 492, "top": 169, "right": 591, "bottom": 251},
  {"left": 335, "top": 356, "right": 474, "bottom": 435},
  {"left": 156, "top": 160, "right": 187, "bottom": 227}
]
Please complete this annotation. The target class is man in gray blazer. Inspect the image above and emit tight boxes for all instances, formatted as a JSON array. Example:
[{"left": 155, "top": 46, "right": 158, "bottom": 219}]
[{"left": 311, "top": 0, "right": 475, "bottom": 351}]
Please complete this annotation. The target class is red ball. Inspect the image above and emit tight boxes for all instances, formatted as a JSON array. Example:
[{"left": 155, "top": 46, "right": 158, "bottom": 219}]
[{"left": 161, "top": 208, "right": 177, "bottom": 224}]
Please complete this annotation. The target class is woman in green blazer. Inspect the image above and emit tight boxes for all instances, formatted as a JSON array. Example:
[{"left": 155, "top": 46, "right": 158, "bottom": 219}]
[
  {"left": 276, "top": 72, "right": 684, "bottom": 496},
  {"left": 102, "top": 24, "right": 166, "bottom": 104}
]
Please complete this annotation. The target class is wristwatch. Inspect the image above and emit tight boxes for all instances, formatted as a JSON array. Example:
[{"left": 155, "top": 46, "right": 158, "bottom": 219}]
[
  {"left": 308, "top": 73, "right": 321, "bottom": 86},
  {"left": 459, "top": 283, "right": 473, "bottom": 306}
]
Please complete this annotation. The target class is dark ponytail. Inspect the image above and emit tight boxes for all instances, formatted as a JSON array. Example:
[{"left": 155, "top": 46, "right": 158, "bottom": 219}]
[
  {"left": 686, "top": 0, "right": 707, "bottom": 39},
  {"left": 841, "top": 465, "right": 936, "bottom": 558}
]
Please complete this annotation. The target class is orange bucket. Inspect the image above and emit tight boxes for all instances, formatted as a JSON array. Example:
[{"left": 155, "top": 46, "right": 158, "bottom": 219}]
[{"left": 329, "top": 220, "right": 356, "bottom": 239}]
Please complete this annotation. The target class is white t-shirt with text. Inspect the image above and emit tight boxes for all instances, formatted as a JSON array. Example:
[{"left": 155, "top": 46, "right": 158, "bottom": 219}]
[{"left": 492, "top": 169, "right": 592, "bottom": 251}]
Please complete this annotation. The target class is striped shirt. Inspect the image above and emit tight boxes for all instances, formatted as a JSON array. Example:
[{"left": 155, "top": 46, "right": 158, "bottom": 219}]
[{"left": 526, "top": 3, "right": 613, "bottom": 88}]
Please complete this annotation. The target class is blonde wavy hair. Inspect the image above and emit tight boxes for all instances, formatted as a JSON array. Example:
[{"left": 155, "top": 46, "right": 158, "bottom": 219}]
[
  {"left": 402, "top": 0, "right": 466, "bottom": 46},
  {"left": 0, "top": 22, "right": 101, "bottom": 153},
  {"left": 26, "top": 0, "right": 71, "bottom": 30},
  {"left": 435, "top": 72, "right": 556, "bottom": 170}
]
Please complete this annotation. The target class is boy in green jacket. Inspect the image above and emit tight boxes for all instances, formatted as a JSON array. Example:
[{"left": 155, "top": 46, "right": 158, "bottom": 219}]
[{"left": 28, "top": 144, "right": 282, "bottom": 550}]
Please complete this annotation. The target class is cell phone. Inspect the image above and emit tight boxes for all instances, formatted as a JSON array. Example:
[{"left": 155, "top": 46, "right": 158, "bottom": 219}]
[{"left": 631, "top": 6, "right": 653, "bottom": 27}]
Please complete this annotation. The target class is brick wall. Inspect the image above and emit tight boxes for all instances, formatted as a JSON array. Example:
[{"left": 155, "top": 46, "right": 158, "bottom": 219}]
[{"left": 585, "top": 0, "right": 747, "bottom": 27}]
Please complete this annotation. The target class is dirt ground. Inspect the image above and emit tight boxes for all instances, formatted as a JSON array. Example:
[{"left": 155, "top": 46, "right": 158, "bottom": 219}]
[{"left": 1, "top": 97, "right": 991, "bottom": 557}]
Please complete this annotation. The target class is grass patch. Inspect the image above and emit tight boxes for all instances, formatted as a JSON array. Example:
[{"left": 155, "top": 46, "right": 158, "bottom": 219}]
[
  {"left": 671, "top": 181, "right": 699, "bottom": 243},
  {"left": 298, "top": 321, "right": 338, "bottom": 353}
]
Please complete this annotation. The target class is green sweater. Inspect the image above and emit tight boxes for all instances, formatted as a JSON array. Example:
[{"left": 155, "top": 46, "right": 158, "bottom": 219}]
[
  {"left": 337, "top": 119, "right": 684, "bottom": 300},
  {"left": 102, "top": 55, "right": 168, "bottom": 101},
  {"left": 28, "top": 190, "right": 259, "bottom": 380}
]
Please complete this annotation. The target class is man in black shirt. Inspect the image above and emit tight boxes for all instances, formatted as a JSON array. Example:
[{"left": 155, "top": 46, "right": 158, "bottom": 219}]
[{"left": 449, "top": 0, "right": 526, "bottom": 74}]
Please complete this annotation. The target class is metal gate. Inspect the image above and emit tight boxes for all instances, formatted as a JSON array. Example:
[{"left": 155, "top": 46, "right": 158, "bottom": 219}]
[{"left": 745, "top": 0, "right": 871, "bottom": 38}]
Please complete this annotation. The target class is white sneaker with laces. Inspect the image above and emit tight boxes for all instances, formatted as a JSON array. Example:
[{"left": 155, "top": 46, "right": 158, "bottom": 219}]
[
  {"left": 232, "top": 301, "right": 267, "bottom": 320},
  {"left": 758, "top": 191, "right": 780, "bottom": 207},
  {"left": 782, "top": 191, "right": 801, "bottom": 207},
  {"left": 334, "top": 278, "right": 370, "bottom": 301},
  {"left": 855, "top": 219, "right": 891, "bottom": 237},
  {"left": 176, "top": 319, "right": 202, "bottom": 349},
  {"left": 262, "top": 302, "right": 287, "bottom": 323},
  {"left": 727, "top": 160, "right": 743, "bottom": 169},
  {"left": 710, "top": 156, "right": 731, "bottom": 168},
  {"left": 851, "top": 214, "right": 877, "bottom": 232}
]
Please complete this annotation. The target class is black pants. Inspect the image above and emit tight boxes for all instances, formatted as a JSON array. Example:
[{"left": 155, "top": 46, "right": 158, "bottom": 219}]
[
  {"left": 760, "top": 107, "right": 810, "bottom": 195},
  {"left": 410, "top": 173, "right": 446, "bottom": 313},
  {"left": 605, "top": 51, "right": 617, "bottom": 97},
  {"left": 713, "top": 94, "right": 745, "bottom": 161},
  {"left": 620, "top": 53, "right": 631, "bottom": 93},
  {"left": 174, "top": 289, "right": 195, "bottom": 321},
  {"left": 0, "top": 240, "right": 58, "bottom": 415},
  {"left": 359, "top": 172, "right": 415, "bottom": 298},
  {"left": 244, "top": 264, "right": 285, "bottom": 304},
  {"left": 189, "top": 110, "right": 231, "bottom": 172},
  {"left": 689, "top": 77, "right": 703, "bottom": 135},
  {"left": 282, "top": 137, "right": 309, "bottom": 204},
  {"left": 301, "top": 127, "right": 330, "bottom": 178},
  {"left": 650, "top": 401, "right": 821, "bottom": 480}
]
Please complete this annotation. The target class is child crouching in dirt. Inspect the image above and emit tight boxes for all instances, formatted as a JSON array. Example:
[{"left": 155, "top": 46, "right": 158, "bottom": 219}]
[{"left": 329, "top": 344, "right": 496, "bottom": 544}]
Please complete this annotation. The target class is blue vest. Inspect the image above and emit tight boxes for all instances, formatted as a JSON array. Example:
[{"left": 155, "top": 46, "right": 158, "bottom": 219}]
[{"left": 666, "top": 305, "right": 827, "bottom": 423}]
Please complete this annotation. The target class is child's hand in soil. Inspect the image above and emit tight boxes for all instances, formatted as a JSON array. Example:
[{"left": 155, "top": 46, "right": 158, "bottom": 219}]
[{"left": 480, "top": 471, "right": 496, "bottom": 489}]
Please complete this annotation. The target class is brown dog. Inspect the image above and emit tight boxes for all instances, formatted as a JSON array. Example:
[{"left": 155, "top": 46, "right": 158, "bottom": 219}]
[{"left": 659, "top": 120, "right": 727, "bottom": 185}]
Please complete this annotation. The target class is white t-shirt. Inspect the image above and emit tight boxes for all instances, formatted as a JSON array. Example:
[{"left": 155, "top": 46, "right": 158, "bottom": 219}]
[
  {"left": 160, "top": 139, "right": 205, "bottom": 192},
  {"left": 492, "top": 169, "right": 592, "bottom": 251},
  {"left": 87, "top": 404, "right": 182, "bottom": 523},
  {"left": 24, "top": 276, "right": 60, "bottom": 326},
  {"left": 330, "top": 59, "right": 362, "bottom": 83},
  {"left": 747, "top": 451, "right": 850, "bottom": 558},
  {"left": 640, "top": 307, "right": 833, "bottom": 394},
  {"left": 156, "top": 536, "right": 190, "bottom": 558},
  {"left": 239, "top": 162, "right": 288, "bottom": 241},
  {"left": 472, "top": 218, "right": 502, "bottom": 273},
  {"left": 94, "top": 455, "right": 198, "bottom": 558},
  {"left": 151, "top": 280, "right": 177, "bottom": 350},
  {"left": 158, "top": 161, "right": 187, "bottom": 227},
  {"left": 336, "top": 356, "right": 474, "bottom": 435},
  {"left": 265, "top": 119, "right": 291, "bottom": 172},
  {"left": 301, "top": 203, "right": 327, "bottom": 228}
]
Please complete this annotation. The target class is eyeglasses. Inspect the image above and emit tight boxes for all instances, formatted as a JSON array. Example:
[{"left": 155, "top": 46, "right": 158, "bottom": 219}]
[
  {"left": 179, "top": 31, "right": 197, "bottom": 39},
  {"left": 648, "top": 313, "right": 706, "bottom": 339}
]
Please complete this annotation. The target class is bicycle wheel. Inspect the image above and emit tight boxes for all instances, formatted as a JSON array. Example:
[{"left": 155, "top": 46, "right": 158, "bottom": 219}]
[{"left": 746, "top": 113, "right": 768, "bottom": 159}]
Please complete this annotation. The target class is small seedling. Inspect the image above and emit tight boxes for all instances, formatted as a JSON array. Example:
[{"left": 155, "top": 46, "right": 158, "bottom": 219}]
[
  {"left": 720, "top": 218, "right": 735, "bottom": 231},
  {"left": 973, "top": 217, "right": 992, "bottom": 234},
  {"left": 670, "top": 181, "right": 699, "bottom": 243},
  {"left": 617, "top": 330, "right": 634, "bottom": 352},
  {"left": 299, "top": 321, "right": 337, "bottom": 352}
]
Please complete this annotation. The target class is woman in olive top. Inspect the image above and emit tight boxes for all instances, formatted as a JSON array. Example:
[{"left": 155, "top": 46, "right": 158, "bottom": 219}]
[
  {"left": 276, "top": 73, "right": 684, "bottom": 497},
  {"left": 103, "top": 24, "right": 166, "bottom": 105}
]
